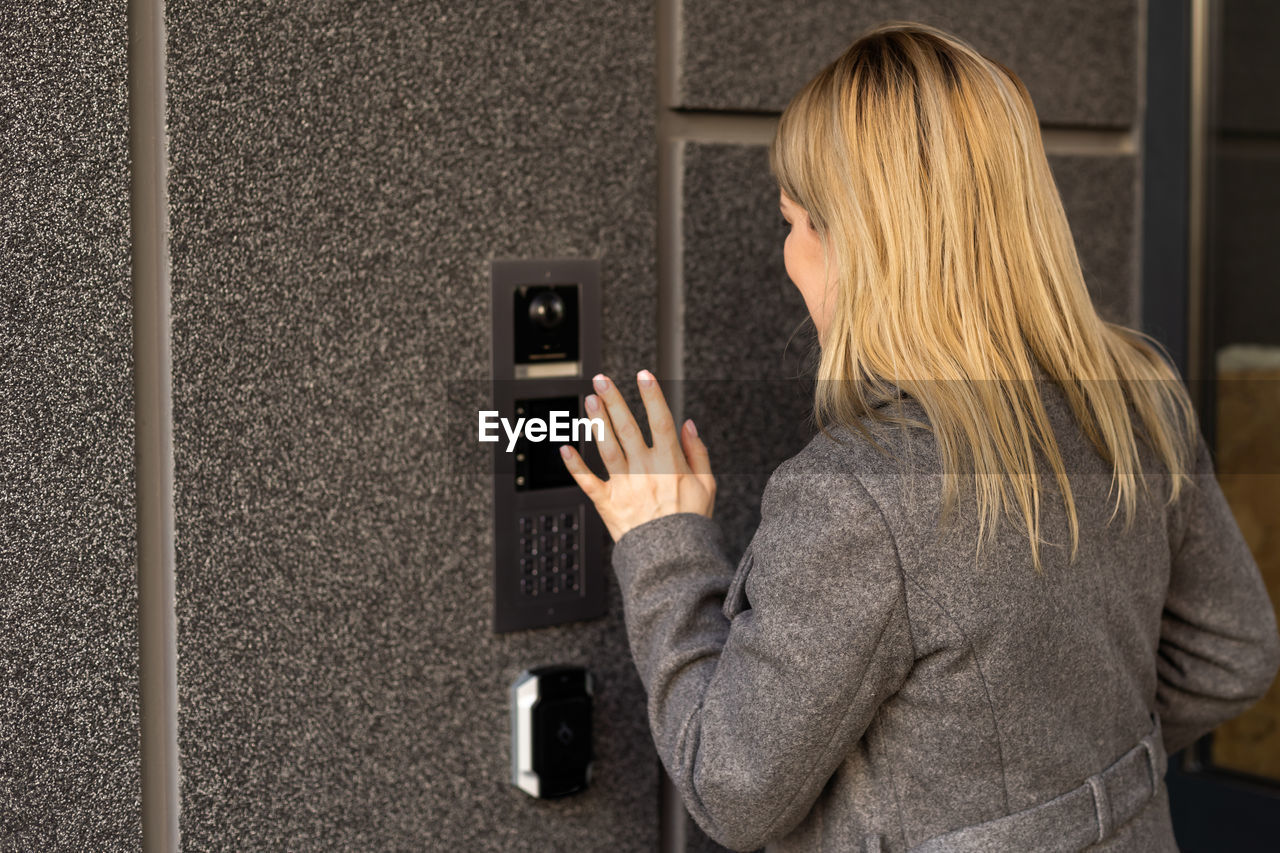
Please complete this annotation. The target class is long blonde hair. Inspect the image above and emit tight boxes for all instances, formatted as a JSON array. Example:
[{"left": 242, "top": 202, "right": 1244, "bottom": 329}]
[{"left": 768, "top": 22, "right": 1199, "bottom": 573}]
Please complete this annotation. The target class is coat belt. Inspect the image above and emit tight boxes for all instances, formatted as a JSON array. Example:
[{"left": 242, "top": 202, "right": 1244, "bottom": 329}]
[{"left": 907, "top": 711, "right": 1167, "bottom": 853}]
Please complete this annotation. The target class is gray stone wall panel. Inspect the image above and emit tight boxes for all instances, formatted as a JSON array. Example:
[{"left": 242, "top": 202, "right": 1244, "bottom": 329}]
[
  {"left": 166, "top": 1, "right": 659, "bottom": 849},
  {"left": 1049, "top": 153, "right": 1140, "bottom": 328},
  {"left": 680, "top": 0, "right": 1139, "bottom": 128},
  {"left": 0, "top": 4, "right": 139, "bottom": 849}
]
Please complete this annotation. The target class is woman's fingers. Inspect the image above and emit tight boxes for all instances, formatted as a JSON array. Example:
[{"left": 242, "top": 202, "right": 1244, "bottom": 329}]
[
  {"left": 681, "top": 419, "right": 716, "bottom": 500},
  {"left": 559, "top": 443, "right": 607, "bottom": 501},
  {"left": 635, "top": 370, "right": 687, "bottom": 473},
  {"left": 591, "top": 374, "right": 647, "bottom": 463},
  {"left": 584, "top": 393, "right": 627, "bottom": 478}
]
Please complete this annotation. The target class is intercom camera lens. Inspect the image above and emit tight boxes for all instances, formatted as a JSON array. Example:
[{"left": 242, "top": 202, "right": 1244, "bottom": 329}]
[{"left": 529, "top": 291, "right": 565, "bottom": 329}]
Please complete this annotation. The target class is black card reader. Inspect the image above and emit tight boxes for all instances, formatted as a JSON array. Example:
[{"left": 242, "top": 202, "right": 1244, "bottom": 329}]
[{"left": 510, "top": 665, "right": 595, "bottom": 798}]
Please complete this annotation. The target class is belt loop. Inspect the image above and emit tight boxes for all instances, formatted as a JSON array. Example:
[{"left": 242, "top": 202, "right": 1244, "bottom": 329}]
[
  {"left": 1141, "top": 737, "right": 1160, "bottom": 796},
  {"left": 1151, "top": 711, "right": 1166, "bottom": 778},
  {"left": 1085, "top": 774, "right": 1110, "bottom": 842}
]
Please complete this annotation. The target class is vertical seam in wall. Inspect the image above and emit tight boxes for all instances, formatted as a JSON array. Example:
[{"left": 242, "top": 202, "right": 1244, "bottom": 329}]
[
  {"left": 128, "top": 0, "right": 178, "bottom": 850},
  {"left": 657, "top": 0, "right": 684, "bottom": 415},
  {"left": 656, "top": 0, "right": 687, "bottom": 852},
  {"left": 659, "top": 142, "right": 685, "bottom": 419},
  {"left": 1186, "top": 0, "right": 1209, "bottom": 401}
]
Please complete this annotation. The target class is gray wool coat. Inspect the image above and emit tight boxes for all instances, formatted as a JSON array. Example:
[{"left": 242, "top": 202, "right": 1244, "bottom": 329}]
[{"left": 609, "top": 371, "right": 1280, "bottom": 853}]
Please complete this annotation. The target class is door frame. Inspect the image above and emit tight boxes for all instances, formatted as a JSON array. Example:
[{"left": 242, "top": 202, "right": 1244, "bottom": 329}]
[{"left": 1142, "top": 1, "right": 1280, "bottom": 848}]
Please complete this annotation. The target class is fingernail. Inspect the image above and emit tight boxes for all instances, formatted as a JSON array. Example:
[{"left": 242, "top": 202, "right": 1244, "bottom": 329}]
[
  {"left": 686, "top": 419, "right": 697, "bottom": 437},
  {"left": 585, "top": 394, "right": 599, "bottom": 412},
  {"left": 637, "top": 369, "right": 654, "bottom": 387},
  {"left": 559, "top": 445, "right": 571, "bottom": 459},
  {"left": 592, "top": 374, "right": 609, "bottom": 393}
]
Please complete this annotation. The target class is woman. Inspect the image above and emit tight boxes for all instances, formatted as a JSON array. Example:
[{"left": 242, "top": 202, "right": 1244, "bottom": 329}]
[{"left": 558, "top": 22, "right": 1280, "bottom": 853}]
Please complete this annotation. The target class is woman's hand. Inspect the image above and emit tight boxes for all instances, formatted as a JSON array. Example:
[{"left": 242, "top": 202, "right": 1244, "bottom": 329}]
[{"left": 558, "top": 370, "right": 716, "bottom": 543}]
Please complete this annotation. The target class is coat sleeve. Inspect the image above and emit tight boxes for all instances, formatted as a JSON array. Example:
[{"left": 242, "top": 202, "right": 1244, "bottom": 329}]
[
  {"left": 1155, "top": 429, "right": 1280, "bottom": 755},
  {"left": 609, "top": 457, "right": 914, "bottom": 852}
]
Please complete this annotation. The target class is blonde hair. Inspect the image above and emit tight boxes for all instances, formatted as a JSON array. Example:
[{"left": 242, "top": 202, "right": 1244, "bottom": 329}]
[{"left": 768, "top": 22, "right": 1199, "bottom": 573}]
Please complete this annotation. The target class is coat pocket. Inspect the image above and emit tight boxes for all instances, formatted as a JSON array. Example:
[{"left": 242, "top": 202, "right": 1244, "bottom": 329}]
[{"left": 722, "top": 546, "right": 755, "bottom": 620}]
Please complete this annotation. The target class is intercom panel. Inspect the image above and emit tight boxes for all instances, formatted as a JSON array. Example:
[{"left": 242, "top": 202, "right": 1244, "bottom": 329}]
[{"left": 491, "top": 258, "right": 606, "bottom": 633}]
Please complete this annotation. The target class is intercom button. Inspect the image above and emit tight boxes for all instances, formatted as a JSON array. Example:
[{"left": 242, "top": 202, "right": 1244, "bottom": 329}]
[
  {"left": 559, "top": 531, "right": 576, "bottom": 551},
  {"left": 566, "top": 573, "right": 580, "bottom": 592},
  {"left": 519, "top": 516, "right": 535, "bottom": 535},
  {"left": 521, "top": 577, "right": 538, "bottom": 597},
  {"left": 556, "top": 553, "right": 572, "bottom": 573},
  {"left": 559, "top": 512, "right": 578, "bottom": 531},
  {"left": 519, "top": 537, "right": 533, "bottom": 556},
  {"left": 539, "top": 514, "right": 555, "bottom": 533},
  {"left": 537, "top": 554, "right": 551, "bottom": 574},
  {"left": 538, "top": 533, "right": 554, "bottom": 553},
  {"left": 520, "top": 557, "right": 535, "bottom": 575}
]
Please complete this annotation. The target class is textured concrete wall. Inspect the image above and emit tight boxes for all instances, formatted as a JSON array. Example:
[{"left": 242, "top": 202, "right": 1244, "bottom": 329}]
[
  {"left": 0, "top": 4, "right": 139, "bottom": 850},
  {"left": 679, "top": 0, "right": 1138, "bottom": 126},
  {"left": 165, "top": 1, "right": 658, "bottom": 849},
  {"left": 681, "top": 143, "right": 817, "bottom": 560}
]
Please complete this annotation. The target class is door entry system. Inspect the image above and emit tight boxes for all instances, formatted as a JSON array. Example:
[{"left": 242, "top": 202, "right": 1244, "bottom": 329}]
[
  {"left": 491, "top": 258, "right": 606, "bottom": 633},
  {"left": 510, "top": 665, "right": 595, "bottom": 798}
]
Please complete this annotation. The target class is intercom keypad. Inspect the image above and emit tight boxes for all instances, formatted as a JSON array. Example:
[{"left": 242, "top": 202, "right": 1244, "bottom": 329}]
[{"left": 517, "top": 510, "right": 582, "bottom": 599}]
